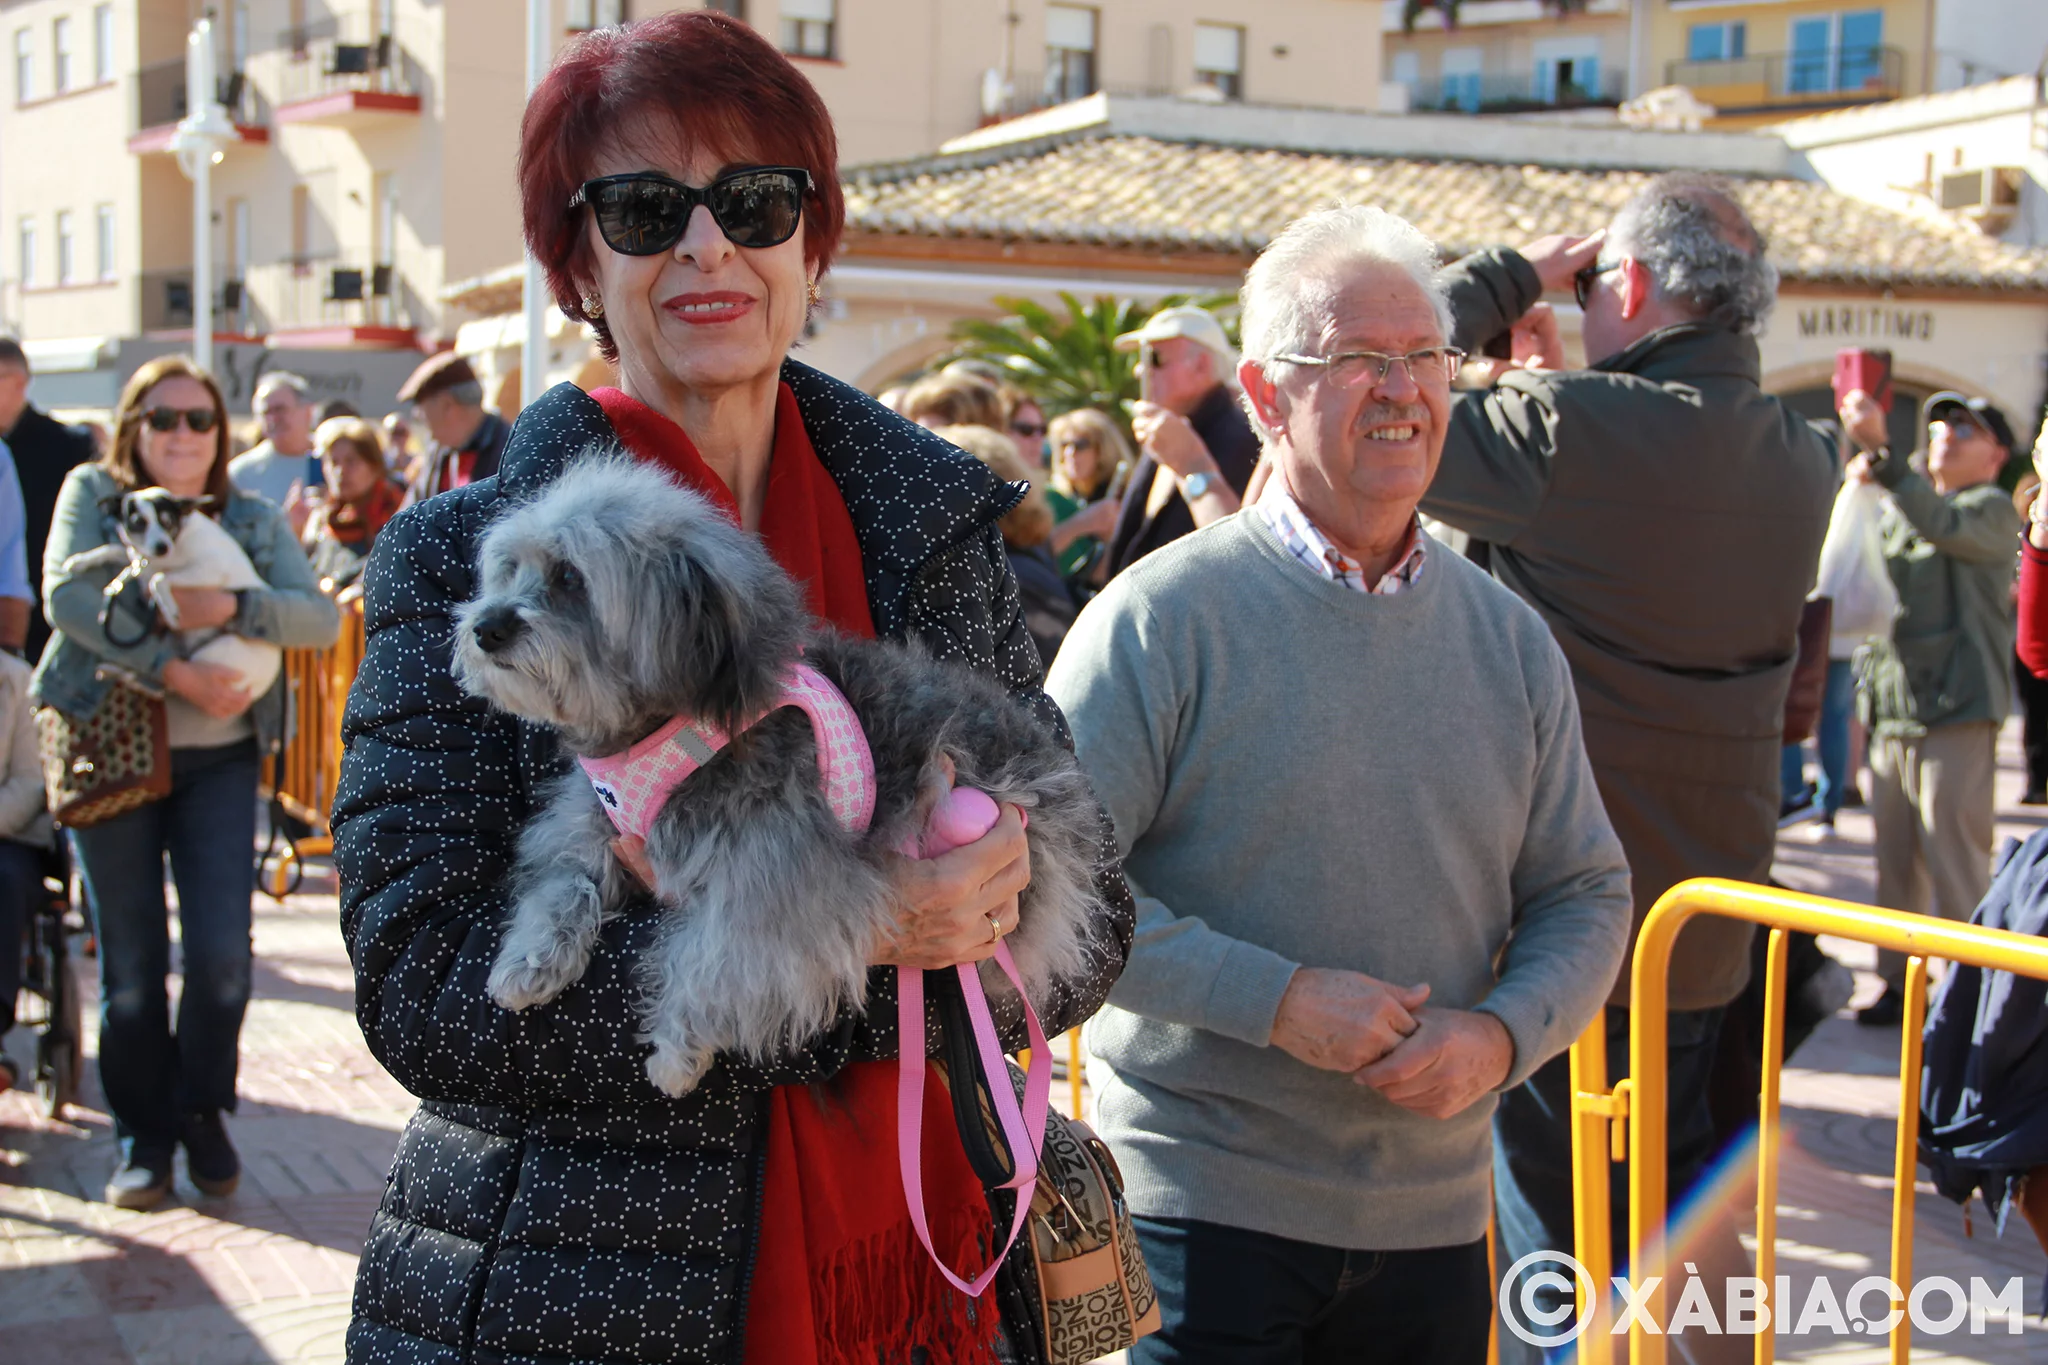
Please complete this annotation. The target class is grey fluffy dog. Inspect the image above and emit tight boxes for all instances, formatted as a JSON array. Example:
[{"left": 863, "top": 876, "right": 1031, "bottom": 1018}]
[{"left": 452, "top": 455, "right": 1105, "bottom": 1096}]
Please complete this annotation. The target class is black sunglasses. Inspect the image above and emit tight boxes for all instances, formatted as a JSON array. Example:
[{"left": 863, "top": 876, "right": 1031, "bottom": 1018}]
[
  {"left": 144, "top": 406, "right": 218, "bottom": 434},
  {"left": 568, "top": 166, "right": 812, "bottom": 255},
  {"left": 1011, "top": 420, "right": 1047, "bottom": 439},
  {"left": 1574, "top": 261, "right": 1621, "bottom": 309}
]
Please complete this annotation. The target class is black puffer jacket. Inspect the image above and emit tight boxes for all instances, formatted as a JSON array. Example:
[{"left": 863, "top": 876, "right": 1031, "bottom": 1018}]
[{"left": 336, "top": 365, "right": 1136, "bottom": 1364}]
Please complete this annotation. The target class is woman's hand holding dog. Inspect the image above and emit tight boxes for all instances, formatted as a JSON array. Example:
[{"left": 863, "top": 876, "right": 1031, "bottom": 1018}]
[
  {"left": 878, "top": 803, "right": 1031, "bottom": 969},
  {"left": 608, "top": 805, "right": 1031, "bottom": 970},
  {"left": 164, "top": 658, "right": 252, "bottom": 719},
  {"left": 169, "top": 586, "right": 239, "bottom": 631}
]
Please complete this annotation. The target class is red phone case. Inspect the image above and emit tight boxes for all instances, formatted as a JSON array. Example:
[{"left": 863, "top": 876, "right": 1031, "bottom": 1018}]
[{"left": 1832, "top": 348, "right": 1893, "bottom": 413}]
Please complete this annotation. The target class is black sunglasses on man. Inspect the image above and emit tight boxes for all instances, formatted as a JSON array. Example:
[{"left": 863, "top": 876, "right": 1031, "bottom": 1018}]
[{"left": 1573, "top": 261, "right": 1621, "bottom": 310}]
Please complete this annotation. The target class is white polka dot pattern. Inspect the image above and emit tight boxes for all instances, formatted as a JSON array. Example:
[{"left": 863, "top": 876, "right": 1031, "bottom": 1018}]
[{"left": 335, "top": 363, "right": 1136, "bottom": 1365}]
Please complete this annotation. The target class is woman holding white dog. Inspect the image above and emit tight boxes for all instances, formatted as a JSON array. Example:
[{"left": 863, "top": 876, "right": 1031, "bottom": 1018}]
[
  {"left": 334, "top": 12, "right": 1133, "bottom": 1365},
  {"left": 37, "top": 354, "right": 338, "bottom": 1208}
]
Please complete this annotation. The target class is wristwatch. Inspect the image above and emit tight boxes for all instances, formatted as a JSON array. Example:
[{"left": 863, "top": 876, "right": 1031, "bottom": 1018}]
[{"left": 1181, "top": 471, "right": 1215, "bottom": 501}]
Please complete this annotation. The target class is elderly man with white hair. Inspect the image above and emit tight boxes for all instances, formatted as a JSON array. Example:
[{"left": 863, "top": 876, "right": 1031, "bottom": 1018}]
[
  {"left": 1045, "top": 206, "right": 1631, "bottom": 1364},
  {"left": 1102, "top": 304, "right": 1262, "bottom": 576}
]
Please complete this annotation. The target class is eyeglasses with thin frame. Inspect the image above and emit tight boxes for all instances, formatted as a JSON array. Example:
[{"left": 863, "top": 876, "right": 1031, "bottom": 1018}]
[
  {"left": 143, "top": 406, "right": 219, "bottom": 434},
  {"left": 1574, "top": 261, "right": 1621, "bottom": 309},
  {"left": 1270, "top": 347, "right": 1467, "bottom": 388},
  {"left": 568, "top": 166, "right": 812, "bottom": 256}
]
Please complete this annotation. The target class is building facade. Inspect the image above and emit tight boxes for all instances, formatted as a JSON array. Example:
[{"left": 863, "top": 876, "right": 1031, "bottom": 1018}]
[
  {"left": 1644, "top": 0, "right": 2048, "bottom": 128},
  {"left": 1380, "top": 0, "right": 1635, "bottom": 116},
  {"left": 0, "top": 0, "right": 1385, "bottom": 415},
  {"left": 1778, "top": 73, "right": 2048, "bottom": 248}
]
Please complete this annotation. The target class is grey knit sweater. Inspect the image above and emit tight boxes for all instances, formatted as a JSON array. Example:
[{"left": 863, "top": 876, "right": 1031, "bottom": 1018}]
[{"left": 1046, "top": 512, "right": 1631, "bottom": 1250}]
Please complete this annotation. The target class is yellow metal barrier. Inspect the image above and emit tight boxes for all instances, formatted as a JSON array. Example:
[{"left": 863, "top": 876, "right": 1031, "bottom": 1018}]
[
  {"left": 258, "top": 590, "right": 365, "bottom": 895},
  {"left": 1566, "top": 877, "right": 2048, "bottom": 1365}
]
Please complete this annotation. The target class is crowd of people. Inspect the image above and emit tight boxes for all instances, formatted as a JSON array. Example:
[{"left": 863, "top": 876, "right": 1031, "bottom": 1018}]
[
  {"left": 0, "top": 337, "right": 544, "bottom": 1207},
  {"left": 2, "top": 9, "right": 2047, "bottom": 1365}
]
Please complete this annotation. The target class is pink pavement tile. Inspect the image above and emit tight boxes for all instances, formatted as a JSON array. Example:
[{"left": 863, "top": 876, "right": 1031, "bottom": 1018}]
[
  {"left": 2, "top": 1312, "right": 135, "bottom": 1365},
  {"left": 73, "top": 1239, "right": 247, "bottom": 1316}
]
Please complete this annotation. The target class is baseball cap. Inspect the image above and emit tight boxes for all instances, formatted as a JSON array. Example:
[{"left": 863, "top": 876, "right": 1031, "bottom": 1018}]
[
  {"left": 1114, "top": 305, "right": 1237, "bottom": 370},
  {"left": 1924, "top": 391, "right": 2016, "bottom": 451}
]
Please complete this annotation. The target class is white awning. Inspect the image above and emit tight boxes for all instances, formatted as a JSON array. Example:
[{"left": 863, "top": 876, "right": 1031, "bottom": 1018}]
[{"left": 24, "top": 336, "right": 113, "bottom": 373}]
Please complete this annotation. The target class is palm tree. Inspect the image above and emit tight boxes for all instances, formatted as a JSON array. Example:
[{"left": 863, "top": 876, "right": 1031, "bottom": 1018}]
[{"left": 943, "top": 291, "right": 1236, "bottom": 418}]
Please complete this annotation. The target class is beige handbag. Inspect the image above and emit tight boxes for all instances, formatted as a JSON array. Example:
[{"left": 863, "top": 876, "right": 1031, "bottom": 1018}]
[
  {"left": 947, "top": 1053, "right": 1161, "bottom": 1364},
  {"left": 1018, "top": 1107, "right": 1162, "bottom": 1363}
]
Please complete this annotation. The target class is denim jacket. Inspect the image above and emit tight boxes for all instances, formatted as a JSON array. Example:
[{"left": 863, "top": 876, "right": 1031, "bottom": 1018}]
[{"left": 31, "top": 463, "right": 341, "bottom": 752}]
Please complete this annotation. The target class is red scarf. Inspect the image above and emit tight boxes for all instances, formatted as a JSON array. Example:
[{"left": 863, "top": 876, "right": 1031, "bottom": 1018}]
[
  {"left": 324, "top": 478, "right": 405, "bottom": 547},
  {"left": 591, "top": 385, "right": 1002, "bottom": 1365}
]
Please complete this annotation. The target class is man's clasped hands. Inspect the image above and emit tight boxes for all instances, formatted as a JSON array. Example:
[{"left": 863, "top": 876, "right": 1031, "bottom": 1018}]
[{"left": 1270, "top": 968, "right": 1516, "bottom": 1121}]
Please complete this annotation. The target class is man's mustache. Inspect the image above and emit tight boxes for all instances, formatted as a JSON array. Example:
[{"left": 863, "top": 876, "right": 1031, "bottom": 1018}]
[{"left": 1354, "top": 403, "right": 1432, "bottom": 430}]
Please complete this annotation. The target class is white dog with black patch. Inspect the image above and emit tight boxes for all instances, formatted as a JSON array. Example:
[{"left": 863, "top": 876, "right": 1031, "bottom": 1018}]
[{"left": 64, "top": 487, "right": 281, "bottom": 697}]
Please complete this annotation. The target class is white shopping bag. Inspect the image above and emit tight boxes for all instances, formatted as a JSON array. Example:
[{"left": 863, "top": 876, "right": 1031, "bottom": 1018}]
[{"left": 1814, "top": 480, "right": 1898, "bottom": 650}]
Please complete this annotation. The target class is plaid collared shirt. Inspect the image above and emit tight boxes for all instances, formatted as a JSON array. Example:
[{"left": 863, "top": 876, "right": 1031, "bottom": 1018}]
[{"left": 1257, "top": 479, "right": 1427, "bottom": 595}]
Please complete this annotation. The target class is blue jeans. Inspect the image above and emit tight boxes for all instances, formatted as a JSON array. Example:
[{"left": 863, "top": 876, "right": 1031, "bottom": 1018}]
[
  {"left": 1129, "top": 1215, "right": 1491, "bottom": 1364},
  {"left": 1492, "top": 1005, "right": 1728, "bottom": 1362},
  {"left": 0, "top": 839, "right": 46, "bottom": 1031},
  {"left": 72, "top": 739, "right": 259, "bottom": 1149},
  {"left": 1780, "top": 659, "right": 1857, "bottom": 816}
]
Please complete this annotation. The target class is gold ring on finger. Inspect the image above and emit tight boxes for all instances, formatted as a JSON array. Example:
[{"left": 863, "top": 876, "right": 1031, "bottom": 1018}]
[{"left": 985, "top": 910, "right": 1004, "bottom": 944}]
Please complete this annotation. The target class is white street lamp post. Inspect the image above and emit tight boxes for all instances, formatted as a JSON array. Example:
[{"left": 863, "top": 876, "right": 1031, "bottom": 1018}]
[
  {"left": 522, "top": 0, "right": 549, "bottom": 408},
  {"left": 168, "top": 19, "right": 235, "bottom": 374}
]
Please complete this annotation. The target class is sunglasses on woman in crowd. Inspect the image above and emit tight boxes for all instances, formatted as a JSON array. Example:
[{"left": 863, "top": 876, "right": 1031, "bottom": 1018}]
[
  {"left": 1011, "top": 418, "right": 1048, "bottom": 440},
  {"left": 144, "top": 406, "right": 219, "bottom": 434},
  {"left": 570, "top": 166, "right": 812, "bottom": 256}
]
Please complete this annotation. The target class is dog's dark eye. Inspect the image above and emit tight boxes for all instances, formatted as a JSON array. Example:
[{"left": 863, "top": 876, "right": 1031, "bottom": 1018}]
[{"left": 551, "top": 562, "right": 584, "bottom": 595}]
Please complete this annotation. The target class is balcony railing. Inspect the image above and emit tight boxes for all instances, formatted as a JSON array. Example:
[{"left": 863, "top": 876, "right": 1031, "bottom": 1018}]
[
  {"left": 247, "top": 258, "right": 407, "bottom": 332},
  {"left": 277, "top": 29, "right": 423, "bottom": 109},
  {"left": 1664, "top": 46, "right": 1904, "bottom": 109},
  {"left": 139, "top": 269, "right": 267, "bottom": 334},
  {"left": 1407, "top": 68, "right": 1626, "bottom": 115},
  {"left": 131, "top": 58, "right": 265, "bottom": 133}
]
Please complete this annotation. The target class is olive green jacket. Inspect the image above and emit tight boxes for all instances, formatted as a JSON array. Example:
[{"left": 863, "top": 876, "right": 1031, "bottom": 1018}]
[
  {"left": 1859, "top": 451, "right": 2021, "bottom": 737},
  {"left": 1422, "top": 248, "right": 1837, "bottom": 1009}
]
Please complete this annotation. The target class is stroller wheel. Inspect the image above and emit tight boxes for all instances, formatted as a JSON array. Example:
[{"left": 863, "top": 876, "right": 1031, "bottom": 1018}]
[{"left": 34, "top": 953, "right": 83, "bottom": 1119}]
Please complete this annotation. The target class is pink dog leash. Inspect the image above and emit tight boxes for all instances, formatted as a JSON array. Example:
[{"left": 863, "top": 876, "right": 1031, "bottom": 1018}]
[{"left": 897, "top": 788, "right": 1052, "bottom": 1298}]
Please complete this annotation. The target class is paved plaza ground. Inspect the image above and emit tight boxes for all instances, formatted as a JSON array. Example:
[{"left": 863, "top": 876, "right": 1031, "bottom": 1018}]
[{"left": 4, "top": 728, "right": 2048, "bottom": 1363}]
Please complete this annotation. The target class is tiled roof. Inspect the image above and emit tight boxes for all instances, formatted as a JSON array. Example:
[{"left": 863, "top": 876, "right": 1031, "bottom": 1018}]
[{"left": 843, "top": 134, "right": 2048, "bottom": 293}]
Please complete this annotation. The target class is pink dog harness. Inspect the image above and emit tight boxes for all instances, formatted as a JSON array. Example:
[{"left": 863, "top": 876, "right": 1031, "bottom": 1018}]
[
  {"left": 578, "top": 662, "right": 877, "bottom": 840},
  {"left": 578, "top": 666, "right": 1050, "bottom": 1299}
]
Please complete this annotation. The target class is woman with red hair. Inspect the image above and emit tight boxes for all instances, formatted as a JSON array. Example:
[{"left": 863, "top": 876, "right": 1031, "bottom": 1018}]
[{"left": 334, "top": 13, "right": 1132, "bottom": 1365}]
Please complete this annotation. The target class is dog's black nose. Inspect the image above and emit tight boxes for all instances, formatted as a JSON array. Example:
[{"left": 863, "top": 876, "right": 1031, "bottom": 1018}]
[{"left": 472, "top": 607, "right": 526, "bottom": 654}]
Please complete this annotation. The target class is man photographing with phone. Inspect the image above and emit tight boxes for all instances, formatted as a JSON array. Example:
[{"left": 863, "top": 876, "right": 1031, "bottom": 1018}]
[
  {"left": 1417, "top": 172, "right": 1836, "bottom": 1358},
  {"left": 1838, "top": 387, "right": 2021, "bottom": 1026}
]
